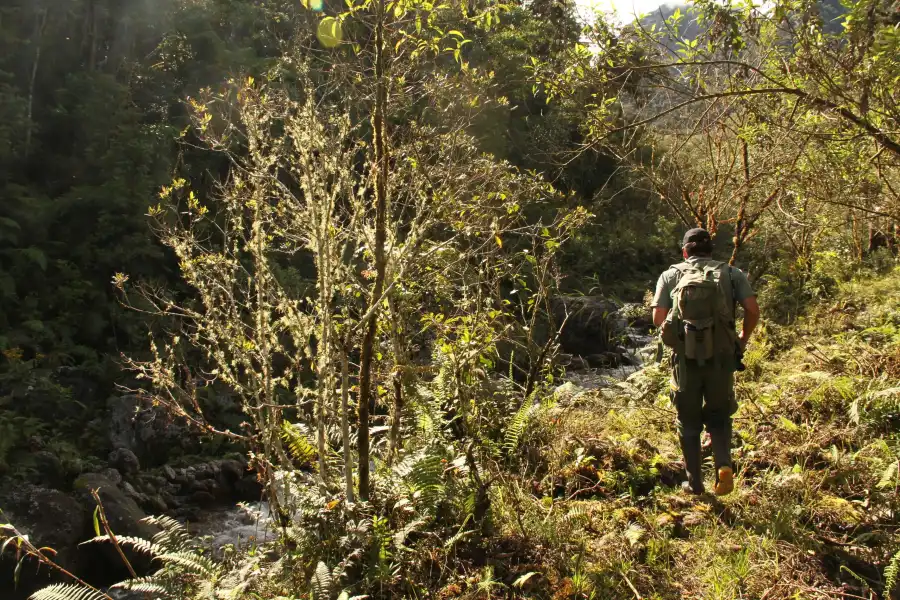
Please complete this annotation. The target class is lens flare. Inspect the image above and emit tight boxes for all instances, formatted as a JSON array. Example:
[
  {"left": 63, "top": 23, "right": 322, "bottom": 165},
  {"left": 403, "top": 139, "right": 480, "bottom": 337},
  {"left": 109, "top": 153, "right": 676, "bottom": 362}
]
[
  {"left": 317, "top": 17, "right": 343, "bottom": 48},
  {"left": 301, "top": 0, "right": 324, "bottom": 11}
]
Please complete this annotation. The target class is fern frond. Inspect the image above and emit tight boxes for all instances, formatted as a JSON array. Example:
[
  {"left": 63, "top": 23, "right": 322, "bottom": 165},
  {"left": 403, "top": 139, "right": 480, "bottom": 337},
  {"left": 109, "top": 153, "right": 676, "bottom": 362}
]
[
  {"left": 885, "top": 548, "right": 900, "bottom": 596},
  {"left": 143, "top": 515, "right": 185, "bottom": 532},
  {"left": 112, "top": 577, "right": 173, "bottom": 597},
  {"left": 393, "top": 517, "right": 429, "bottom": 549},
  {"left": 402, "top": 450, "right": 445, "bottom": 507},
  {"left": 28, "top": 583, "right": 109, "bottom": 600},
  {"left": 311, "top": 561, "right": 333, "bottom": 600},
  {"left": 561, "top": 504, "right": 589, "bottom": 526},
  {"left": 156, "top": 551, "right": 220, "bottom": 577},
  {"left": 282, "top": 421, "right": 318, "bottom": 466},
  {"left": 503, "top": 397, "right": 536, "bottom": 455},
  {"left": 79, "top": 535, "right": 161, "bottom": 556},
  {"left": 143, "top": 515, "right": 191, "bottom": 551}
]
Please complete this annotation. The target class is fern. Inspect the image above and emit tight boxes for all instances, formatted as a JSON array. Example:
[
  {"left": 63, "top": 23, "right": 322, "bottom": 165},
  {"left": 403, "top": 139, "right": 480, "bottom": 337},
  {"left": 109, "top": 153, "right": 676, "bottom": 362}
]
[
  {"left": 503, "top": 396, "right": 537, "bottom": 455},
  {"left": 145, "top": 515, "right": 192, "bottom": 552},
  {"left": 112, "top": 577, "right": 174, "bottom": 596},
  {"left": 156, "top": 551, "right": 220, "bottom": 577},
  {"left": 311, "top": 560, "right": 333, "bottom": 600},
  {"left": 80, "top": 535, "right": 160, "bottom": 556},
  {"left": 28, "top": 583, "right": 109, "bottom": 600},
  {"left": 282, "top": 420, "right": 318, "bottom": 466},
  {"left": 393, "top": 517, "right": 429, "bottom": 550},
  {"left": 886, "top": 548, "right": 900, "bottom": 596},
  {"left": 395, "top": 449, "right": 445, "bottom": 508}
]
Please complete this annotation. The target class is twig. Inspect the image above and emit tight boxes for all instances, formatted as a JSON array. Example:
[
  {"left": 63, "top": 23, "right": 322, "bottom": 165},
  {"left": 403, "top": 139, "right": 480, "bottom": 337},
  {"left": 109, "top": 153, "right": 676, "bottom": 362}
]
[
  {"left": 91, "top": 489, "right": 138, "bottom": 579},
  {"left": 621, "top": 570, "right": 643, "bottom": 599}
]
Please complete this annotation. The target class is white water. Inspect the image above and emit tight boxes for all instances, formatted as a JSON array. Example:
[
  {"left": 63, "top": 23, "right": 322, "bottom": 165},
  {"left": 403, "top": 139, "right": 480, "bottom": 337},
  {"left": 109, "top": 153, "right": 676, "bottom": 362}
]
[{"left": 188, "top": 501, "right": 275, "bottom": 554}]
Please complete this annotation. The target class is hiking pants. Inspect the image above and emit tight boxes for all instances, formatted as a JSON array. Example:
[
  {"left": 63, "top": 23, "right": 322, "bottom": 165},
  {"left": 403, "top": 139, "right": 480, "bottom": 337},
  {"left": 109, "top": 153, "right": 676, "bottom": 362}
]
[{"left": 671, "top": 356, "right": 737, "bottom": 469}]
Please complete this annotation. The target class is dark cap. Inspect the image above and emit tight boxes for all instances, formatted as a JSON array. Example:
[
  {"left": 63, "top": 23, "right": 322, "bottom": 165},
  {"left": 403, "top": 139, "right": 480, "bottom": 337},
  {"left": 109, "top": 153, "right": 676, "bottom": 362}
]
[{"left": 682, "top": 228, "right": 712, "bottom": 247}]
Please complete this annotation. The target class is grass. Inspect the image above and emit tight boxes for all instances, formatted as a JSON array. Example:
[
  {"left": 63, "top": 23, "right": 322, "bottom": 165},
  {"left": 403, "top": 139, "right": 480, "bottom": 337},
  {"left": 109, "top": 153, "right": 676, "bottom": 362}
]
[{"left": 477, "top": 267, "right": 900, "bottom": 599}]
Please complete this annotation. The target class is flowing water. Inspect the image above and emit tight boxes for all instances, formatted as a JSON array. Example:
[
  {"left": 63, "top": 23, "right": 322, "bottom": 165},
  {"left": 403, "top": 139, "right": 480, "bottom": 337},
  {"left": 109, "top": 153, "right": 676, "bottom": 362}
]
[{"left": 188, "top": 501, "right": 275, "bottom": 555}]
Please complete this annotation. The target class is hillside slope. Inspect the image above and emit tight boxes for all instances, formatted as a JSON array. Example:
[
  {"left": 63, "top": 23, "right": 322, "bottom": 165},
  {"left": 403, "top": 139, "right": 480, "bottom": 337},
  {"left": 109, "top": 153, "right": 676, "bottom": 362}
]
[{"left": 486, "top": 267, "right": 900, "bottom": 599}]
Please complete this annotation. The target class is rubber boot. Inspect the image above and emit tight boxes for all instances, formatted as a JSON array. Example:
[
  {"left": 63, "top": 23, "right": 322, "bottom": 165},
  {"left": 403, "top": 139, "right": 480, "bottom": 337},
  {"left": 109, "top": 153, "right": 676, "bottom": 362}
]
[
  {"left": 710, "top": 421, "right": 734, "bottom": 496},
  {"left": 679, "top": 434, "right": 705, "bottom": 495}
]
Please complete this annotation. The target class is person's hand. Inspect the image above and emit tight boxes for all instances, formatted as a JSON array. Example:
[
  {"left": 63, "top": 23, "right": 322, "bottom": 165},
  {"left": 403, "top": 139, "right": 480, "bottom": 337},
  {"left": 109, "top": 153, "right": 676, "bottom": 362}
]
[{"left": 738, "top": 332, "right": 749, "bottom": 351}]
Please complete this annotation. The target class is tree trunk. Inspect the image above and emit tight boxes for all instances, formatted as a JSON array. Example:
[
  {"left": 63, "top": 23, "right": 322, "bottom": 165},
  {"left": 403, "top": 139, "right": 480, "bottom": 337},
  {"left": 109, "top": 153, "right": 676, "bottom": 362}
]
[
  {"left": 386, "top": 296, "right": 405, "bottom": 466},
  {"left": 356, "top": 0, "right": 389, "bottom": 501},
  {"left": 341, "top": 341, "right": 354, "bottom": 502},
  {"left": 25, "top": 9, "right": 47, "bottom": 157}
]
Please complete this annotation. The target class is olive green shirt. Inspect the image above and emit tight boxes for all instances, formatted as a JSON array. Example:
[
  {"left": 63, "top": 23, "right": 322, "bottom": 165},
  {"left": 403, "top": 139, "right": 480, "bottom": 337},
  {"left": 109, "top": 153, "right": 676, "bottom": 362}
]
[{"left": 651, "top": 257, "right": 755, "bottom": 316}]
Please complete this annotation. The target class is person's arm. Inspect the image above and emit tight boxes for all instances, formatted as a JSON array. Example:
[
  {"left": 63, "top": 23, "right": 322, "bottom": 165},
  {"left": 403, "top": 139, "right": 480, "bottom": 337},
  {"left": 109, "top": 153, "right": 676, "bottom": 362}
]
[
  {"left": 738, "top": 296, "right": 760, "bottom": 349},
  {"left": 650, "top": 272, "right": 672, "bottom": 327},
  {"left": 653, "top": 306, "right": 668, "bottom": 327}
]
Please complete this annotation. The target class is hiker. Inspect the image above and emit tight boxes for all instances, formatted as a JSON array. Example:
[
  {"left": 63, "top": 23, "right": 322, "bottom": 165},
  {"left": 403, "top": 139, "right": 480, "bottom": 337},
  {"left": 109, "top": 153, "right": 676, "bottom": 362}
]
[{"left": 651, "top": 228, "right": 760, "bottom": 495}]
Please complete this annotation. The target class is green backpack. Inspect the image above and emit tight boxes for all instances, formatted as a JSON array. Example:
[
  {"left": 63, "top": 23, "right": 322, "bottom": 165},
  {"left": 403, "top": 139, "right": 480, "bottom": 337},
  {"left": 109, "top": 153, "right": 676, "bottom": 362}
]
[{"left": 660, "top": 261, "right": 736, "bottom": 365}]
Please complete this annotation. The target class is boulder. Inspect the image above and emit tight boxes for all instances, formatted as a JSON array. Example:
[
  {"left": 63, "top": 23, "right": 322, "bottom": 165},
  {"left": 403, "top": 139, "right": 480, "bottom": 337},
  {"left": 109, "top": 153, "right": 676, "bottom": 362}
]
[
  {"left": 234, "top": 475, "right": 263, "bottom": 501},
  {"left": 100, "top": 468, "right": 123, "bottom": 486},
  {"left": 0, "top": 480, "right": 88, "bottom": 594},
  {"left": 107, "top": 395, "right": 194, "bottom": 467},
  {"left": 551, "top": 296, "right": 621, "bottom": 359},
  {"left": 108, "top": 448, "right": 140, "bottom": 477},
  {"left": 25, "top": 450, "right": 66, "bottom": 488},
  {"left": 72, "top": 474, "right": 158, "bottom": 540}
]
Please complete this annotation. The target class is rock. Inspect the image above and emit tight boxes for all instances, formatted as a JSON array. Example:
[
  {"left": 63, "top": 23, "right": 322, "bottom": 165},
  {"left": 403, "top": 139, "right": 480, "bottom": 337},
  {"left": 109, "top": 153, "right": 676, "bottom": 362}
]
[
  {"left": 219, "top": 459, "right": 245, "bottom": 483},
  {"left": 551, "top": 296, "right": 621, "bottom": 358},
  {"left": 553, "top": 381, "right": 587, "bottom": 404},
  {"left": 160, "top": 491, "right": 179, "bottom": 509},
  {"left": 189, "top": 479, "right": 212, "bottom": 494},
  {"left": 108, "top": 448, "right": 140, "bottom": 477},
  {"left": 190, "top": 491, "right": 217, "bottom": 506},
  {"left": 27, "top": 450, "right": 66, "bottom": 487},
  {"left": 144, "top": 495, "right": 169, "bottom": 514},
  {"left": 72, "top": 474, "right": 157, "bottom": 540},
  {"left": 100, "top": 468, "right": 123, "bottom": 486},
  {"left": 162, "top": 465, "right": 177, "bottom": 481},
  {"left": 0, "top": 480, "right": 88, "bottom": 592},
  {"left": 234, "top": 475, "right": 263, "bottom": 501},
  {"left": 138, "top": 480, "right": 157, "bottom": 496},
  {"left": 107, "top": 395, "right": 196, "bottom": 467}
]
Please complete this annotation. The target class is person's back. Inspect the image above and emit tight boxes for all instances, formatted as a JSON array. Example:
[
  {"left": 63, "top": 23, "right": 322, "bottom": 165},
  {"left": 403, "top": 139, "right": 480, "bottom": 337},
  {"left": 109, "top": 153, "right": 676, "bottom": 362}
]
[{"left": 651, "top": 228, "right": 761, "bottom": 495}]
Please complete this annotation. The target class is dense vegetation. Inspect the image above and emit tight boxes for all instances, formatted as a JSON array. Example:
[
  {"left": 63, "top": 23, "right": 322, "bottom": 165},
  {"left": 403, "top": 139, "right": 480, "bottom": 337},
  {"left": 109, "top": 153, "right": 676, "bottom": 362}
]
[{"left": 0, "top": 0, "right": 898, "bottom": 598}]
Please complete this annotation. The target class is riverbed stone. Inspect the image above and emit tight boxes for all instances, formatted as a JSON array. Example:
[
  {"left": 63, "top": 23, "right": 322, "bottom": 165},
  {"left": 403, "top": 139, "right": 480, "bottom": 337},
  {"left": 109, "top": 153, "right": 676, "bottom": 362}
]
[
  {"left": 551, "top": 296, "right": 622, "bottom": 359},
  {"left": 100, "top": 468, "right": 123, "bottom": 486},
  {"left": 0, "top": 480, "right": 88, "bottom": 587},
  {"left": 108, "top": 448, "right": 140, "bottom": 476},
  {"left": 72, "top": 473, "right": 157, "bottom": 540}
]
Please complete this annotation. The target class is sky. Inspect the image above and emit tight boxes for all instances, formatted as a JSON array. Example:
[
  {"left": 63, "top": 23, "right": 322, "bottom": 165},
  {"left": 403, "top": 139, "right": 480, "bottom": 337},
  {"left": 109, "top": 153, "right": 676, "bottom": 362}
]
[{"left": 573, "top": 0, "right": 673, "bottom": 25}]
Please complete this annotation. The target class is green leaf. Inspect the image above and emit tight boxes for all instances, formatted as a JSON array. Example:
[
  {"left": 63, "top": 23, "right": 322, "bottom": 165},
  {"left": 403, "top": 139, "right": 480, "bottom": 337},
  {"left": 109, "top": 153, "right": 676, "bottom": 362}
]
[
  {"left": 778, "top": 416, "right": 799, "bottom": 432},
  {"left": 93, "top": 506, "right": 101, "bottom": 537}
]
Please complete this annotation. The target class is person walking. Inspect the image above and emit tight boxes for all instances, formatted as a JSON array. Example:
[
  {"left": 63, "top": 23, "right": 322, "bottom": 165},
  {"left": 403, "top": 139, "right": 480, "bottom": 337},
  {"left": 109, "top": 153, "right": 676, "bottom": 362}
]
[{"left": 651, "top": 228, "right": 760, "bottom": 495}]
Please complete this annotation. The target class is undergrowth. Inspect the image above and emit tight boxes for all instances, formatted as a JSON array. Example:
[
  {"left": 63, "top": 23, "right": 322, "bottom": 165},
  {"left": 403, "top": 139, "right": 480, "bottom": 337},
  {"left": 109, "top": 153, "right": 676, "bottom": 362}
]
[{"left": 4, "top": 268, "right": 900, "bottom": 599}]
